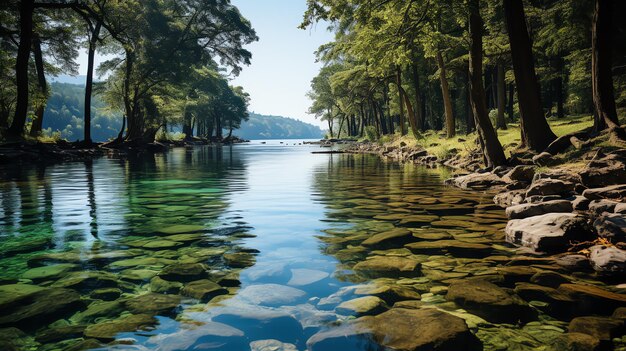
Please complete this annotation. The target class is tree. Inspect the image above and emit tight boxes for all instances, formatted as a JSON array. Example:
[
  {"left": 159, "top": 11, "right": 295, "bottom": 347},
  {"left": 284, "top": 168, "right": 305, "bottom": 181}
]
[
  {"left": 503, "top": 0, "right": 556, "bottom": 151},
  {"left": 591, "top": 0, "right": 622, "bottom": 135},
  {"left": 468, "top": 0, "right": 506, "bottom": 167}
]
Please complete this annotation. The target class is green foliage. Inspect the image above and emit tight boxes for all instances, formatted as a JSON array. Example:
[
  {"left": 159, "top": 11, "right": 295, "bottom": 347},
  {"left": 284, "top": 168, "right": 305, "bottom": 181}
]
[
  {"left": 43, "top": 82, "right": 122, "bottom": 142},
  {"left": 236, "top": 113, "right": 324, "bottom": 140}
]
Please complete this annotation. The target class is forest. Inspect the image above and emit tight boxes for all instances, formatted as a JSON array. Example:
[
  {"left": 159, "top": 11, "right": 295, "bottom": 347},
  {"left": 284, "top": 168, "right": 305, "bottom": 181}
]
[
  {"left": 303, "top": 0, "right": 626, "bottom": 167},
  {"left": 0, "top": 0, "right": 257, "bottom": 145}
]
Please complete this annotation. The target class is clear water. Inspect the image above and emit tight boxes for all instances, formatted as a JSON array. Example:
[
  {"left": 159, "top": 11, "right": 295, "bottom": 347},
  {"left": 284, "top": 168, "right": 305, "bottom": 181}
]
[{"left": 0, "top": 142, "right": 620, "bottom": 351}]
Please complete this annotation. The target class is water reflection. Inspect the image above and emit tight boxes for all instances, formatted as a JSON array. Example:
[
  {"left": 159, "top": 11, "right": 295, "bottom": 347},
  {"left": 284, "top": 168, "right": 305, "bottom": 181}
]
[{"left": 1, "top": 145, "right": 621, "bottom": 351}]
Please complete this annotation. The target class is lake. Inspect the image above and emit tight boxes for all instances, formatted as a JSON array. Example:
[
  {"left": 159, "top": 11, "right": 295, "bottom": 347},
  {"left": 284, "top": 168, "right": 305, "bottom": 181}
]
[{"left": 0, "top": 141, "right": 619, "bottom": 350}]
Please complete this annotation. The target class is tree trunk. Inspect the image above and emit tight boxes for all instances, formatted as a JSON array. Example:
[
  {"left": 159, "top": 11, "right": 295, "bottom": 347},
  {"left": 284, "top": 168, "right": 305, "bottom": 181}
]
[
  {"left": 84, "top": 21, "right": 102, "bottom": 144},
  {"left": 508, "top": 83, "right": 515, "bottom": 120},
  {"left": 182, "top": 110, "right": 193, "bottom": 139},
  {"left": 466, "top": 72, "right": 475, "bottom": 134},
  {"left": 592, "top": 0, "right": 621, "bottom": 132},
  {"left": 327, "top": 110, "right": 334, "bottom": 138},
  {"left": 436, "top": 50, "right": 455, "bottom": 138},
  {"left": 469, "top": 0, "right": 507, "bottom": 168},
  {"left": 8, "top": 0, "right": 35, "bottom": 138},
  {"left": 554, "top": 56, "right": 565, "bottom": 119},
  {"left": 29, "top": 34, "right": 46, "bottom": 137},
  {"left": 503, "top": 0, "right": 556, "bottom": 151},
  {"left": 411, "top": 63, "right": 424, "bottom": 131},
  {"left": 398, "top": 86, "right": 419, "bottom": 137},
  {"left": 120, "top": 48, "right": 134, "bottom": 142},
  {"left": 385, "top": 84, "right": 394, "bottom": 134},
  {"left": 396, "top": 66, "right": 407, "bottom": 135},
  {"left": 496, "top": 63, "right": 507, "bottom": 129}
]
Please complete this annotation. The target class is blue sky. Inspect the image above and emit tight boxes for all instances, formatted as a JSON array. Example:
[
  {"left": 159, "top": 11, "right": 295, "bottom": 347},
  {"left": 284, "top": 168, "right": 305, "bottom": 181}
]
[
  {"left": 230, "top": 0, "right": 333, "bottom": 127},
  {"left": 75, "top": 0, "right": 333, "bottom": 127}
]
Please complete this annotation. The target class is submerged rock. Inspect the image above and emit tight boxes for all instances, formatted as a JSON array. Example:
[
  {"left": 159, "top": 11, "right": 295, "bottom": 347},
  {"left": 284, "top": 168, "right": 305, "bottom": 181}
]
[
  {"left": 211, "top": 303, "right": 303, "bottom": 343},
  {"left": 124, "top": 293, "right": 181, "bottom": 316},
  {"left": 446, "top": 280, "right": 536, "bottom": 324},
  {"left": 158, "top": 263, "right": 208, "bottom": 282},
  {"left": 84, "top": 314, "right": 157, "bottom": 342},
  {"left": 307, "top": 308, "right": 481, "bottom": 351},
  {"left": 0, "top": 288, "right": 83, "bottom": 330},
  {"left": 405, "top": 240, "right": 492, "bottom": 258},
  {"left": 505, "top": 213, "right": 594, "bottom": 253},
  {"left": 335, "top": 296, "right": 388, "bottom": 317},
  {"left": 150, "top": 276, "right": 183, "bottom": 294},
  {"left": 568, "top": 316, "right": 625, "bottom": 342},
  {"left": 287, "top": 268, "right": 329, "bottom": 286},
  {"left": 250, "top": 339, "right": 298, "bottom": 351},
  {"left": 181, "top": 280, "right": 228, "bottom": 302},
  {"left": 362, "top": 228, "right": 415, "bottom": 249},
  {"left": 237, "top": 284, "right": 306, "bottom": 306},
  {"left": 35, "top": 325, "right": 86, "bottom": 343},
  {"left": 547, "top": 333, "right": 601, "bottom": 351},
  {"left": 52, "top": 271, "right": 119, "bottom": 291},
  {"left": 20, "top": 263, "right": 76, "bottom": 281},
  {"left": 558, "top": 284, "right": 626, "bottom": 315},
  {"left": 352, "top": 256, "right": 421, "bottom": 278},
  {"left": 149, "top": 322, "right": 246, "bottom": 351},
  {"left": 223, "top": 252, "right": 256, "bottom": 268},
  {"left": 71, "top": 300, "right": 125, "bottom": 324}
]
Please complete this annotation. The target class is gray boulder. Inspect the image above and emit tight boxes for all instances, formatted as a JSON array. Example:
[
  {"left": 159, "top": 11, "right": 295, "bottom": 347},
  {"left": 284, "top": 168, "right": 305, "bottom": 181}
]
[
  {"left": 593, "top": 213, "right": 626, "bottom": 242},
  {"left": 583, "top": 184, "right": 626, "bottom": 200},
  {"left": 505, "top": 213, "right": 594, "bottom": 253},
  {"left": 589, "top": 245, "right": 626, "bottom": 274},
  {"left": 505, "top": 200, "right": 573, "bottom": 220},
  {"left": 526, "top": 179, "right": 576, "bottom": 197}
]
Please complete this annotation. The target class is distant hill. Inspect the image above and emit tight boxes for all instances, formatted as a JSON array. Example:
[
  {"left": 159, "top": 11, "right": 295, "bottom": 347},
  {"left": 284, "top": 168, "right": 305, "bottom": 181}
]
[
  {"left": 43, "top": 82, "right": 122, "bottom": 142},
  {"left": 237, "top": 113, "right": 323, "bottom": 140},
  {"left": 41, "top": 82, "right": 322, "bottom": 141}
]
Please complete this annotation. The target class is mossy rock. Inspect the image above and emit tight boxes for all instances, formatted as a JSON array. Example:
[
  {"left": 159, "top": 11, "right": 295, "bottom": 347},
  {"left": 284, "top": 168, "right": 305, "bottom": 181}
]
[
  {"left": 0, "top": 288, "right": 84, "bottom": 330},
  {"left": 21, "top": 264, "right": 76, "bottom": 281},
  {"left": 83, "top": 314, "right": 158, "bottom": 341},
  {"left": 181, "top": 280, "right": 228, "bottom": 302},
  {"left": 71, "top": 300, "right": 125, "bottom": 324},
  {"left": 158, "top": 263, "right": 209, "bottom": 282},
  {"left": 150, "top": 276, "right": 183, "bottom": 294},
  {"left": 124, "top": 293, "right": 181, "bottom": 316}
]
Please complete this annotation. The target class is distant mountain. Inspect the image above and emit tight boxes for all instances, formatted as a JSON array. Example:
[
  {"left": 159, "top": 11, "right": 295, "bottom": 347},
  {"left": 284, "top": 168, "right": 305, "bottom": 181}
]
[{"left": 236, "top": 113, "right": 323, "bottom": 140}]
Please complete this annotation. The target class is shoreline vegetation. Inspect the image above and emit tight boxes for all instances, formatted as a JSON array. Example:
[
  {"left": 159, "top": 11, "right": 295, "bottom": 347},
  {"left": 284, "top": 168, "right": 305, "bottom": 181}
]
[{"left": 340, "top": 113, "right": 626, "bottom": 272}]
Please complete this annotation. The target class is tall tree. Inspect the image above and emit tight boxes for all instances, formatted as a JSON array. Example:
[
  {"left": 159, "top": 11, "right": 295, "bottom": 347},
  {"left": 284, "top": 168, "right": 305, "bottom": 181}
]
[
  {"left": 503, "top": 0, "right": 556, "bottom": 151},
  {"left": 591, "top": 0, "right": 622, "bottom": 134},
  {"left": 7, "top": 0, "right": 34, "bottom": 138},
  {"left": 469, "top": 0, "right": 507, "bottom": 167}
]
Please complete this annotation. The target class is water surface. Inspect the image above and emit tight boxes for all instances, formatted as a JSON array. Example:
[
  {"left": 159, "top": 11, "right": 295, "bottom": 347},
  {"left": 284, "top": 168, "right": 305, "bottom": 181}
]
[{"left": 1, "top": 141, "right": 617, "bottom": 351}]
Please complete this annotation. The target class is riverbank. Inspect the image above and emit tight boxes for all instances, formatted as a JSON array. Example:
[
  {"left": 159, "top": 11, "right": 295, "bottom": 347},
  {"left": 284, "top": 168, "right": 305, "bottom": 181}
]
[
  {"left": 344, "top": 118, "right": 626, "bottom": 276},
  {"left": 0, "top": 136, "right": 250, "bottom": 164}
]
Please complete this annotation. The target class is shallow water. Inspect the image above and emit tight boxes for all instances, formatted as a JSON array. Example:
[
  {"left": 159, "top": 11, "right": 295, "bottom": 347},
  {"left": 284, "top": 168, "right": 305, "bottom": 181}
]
[{"left": 0, "top": 141, "right": 623, "bottom": 351}]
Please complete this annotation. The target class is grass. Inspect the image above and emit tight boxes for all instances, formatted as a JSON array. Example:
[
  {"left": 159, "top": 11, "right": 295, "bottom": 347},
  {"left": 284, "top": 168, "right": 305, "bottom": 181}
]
[{"left": 374, "top": 114, "right": 595, "bottom": 161}]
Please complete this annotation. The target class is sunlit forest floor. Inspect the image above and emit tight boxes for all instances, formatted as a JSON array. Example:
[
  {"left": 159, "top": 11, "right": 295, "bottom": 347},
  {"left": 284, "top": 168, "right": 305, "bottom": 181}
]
[{"left": 376, "top": 115, "right": 611, "bottom": 169}]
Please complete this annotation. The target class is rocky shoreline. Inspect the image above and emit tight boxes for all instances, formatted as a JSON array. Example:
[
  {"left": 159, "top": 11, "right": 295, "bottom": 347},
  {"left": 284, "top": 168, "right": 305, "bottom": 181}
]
[{"left": 346, "top": 141, "right": 626, "bottom": 276}]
